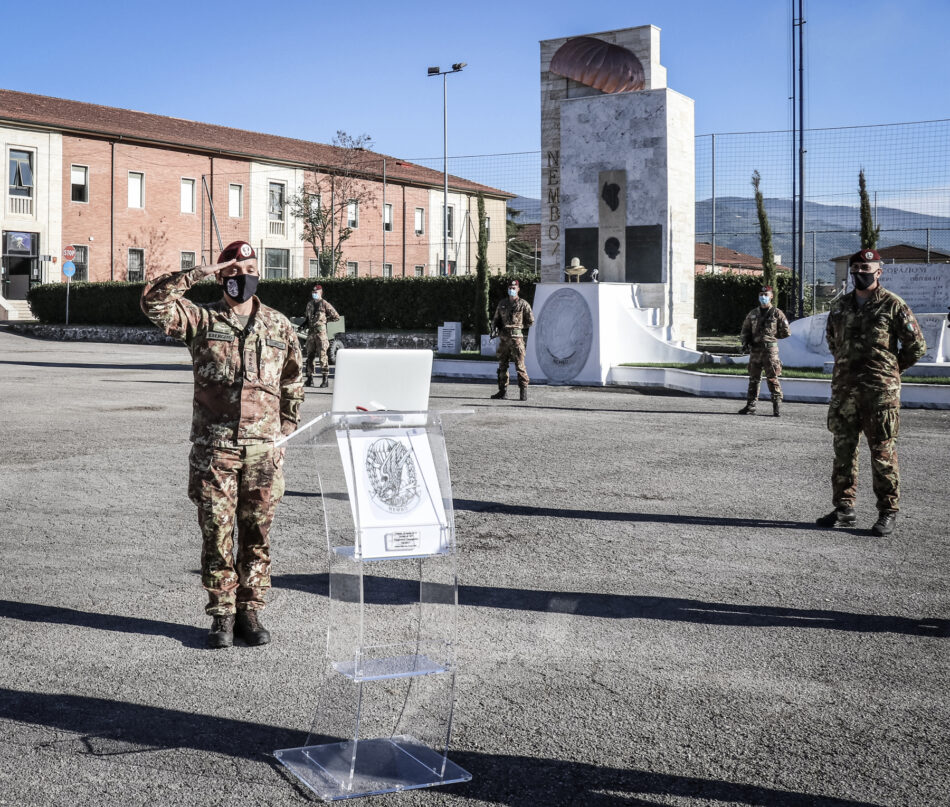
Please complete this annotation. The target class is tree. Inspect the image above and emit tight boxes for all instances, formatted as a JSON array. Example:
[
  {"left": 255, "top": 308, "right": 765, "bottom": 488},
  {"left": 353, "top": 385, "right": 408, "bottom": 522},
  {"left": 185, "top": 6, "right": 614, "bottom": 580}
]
[
  {"left": 859, "top": 169, "right": 880, "bottom": 250},
  {"left": 505, "top": 208, "right": 537, "bottom": 275},
  {"left": 289, "top": 131, "right": 377, "bottom": 277},
  {"left": 751, "top": 170, "right": 776, "bottom": 292},
  {"left": 474, "top": 194, "right": 490, "bottom": 336}
]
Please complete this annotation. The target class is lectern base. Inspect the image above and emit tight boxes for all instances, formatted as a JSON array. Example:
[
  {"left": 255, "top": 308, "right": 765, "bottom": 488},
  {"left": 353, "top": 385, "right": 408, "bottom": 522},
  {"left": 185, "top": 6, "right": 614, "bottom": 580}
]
[{"left": 275, "top": 735, "right": 472, "bottom": 801}]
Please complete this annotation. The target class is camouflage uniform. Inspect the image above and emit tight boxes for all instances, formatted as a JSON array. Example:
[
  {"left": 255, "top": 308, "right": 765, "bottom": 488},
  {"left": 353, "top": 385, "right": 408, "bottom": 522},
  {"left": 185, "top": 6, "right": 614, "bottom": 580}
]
[
  {"left": 825, "top": 285, "right": 926, "bottom": 513},
  {"left": 741, "top": 304, "right": 791, "bottom": 403},
  {"left": 304, "top": 297, "right": 340, "bottom": 379},
  {"left": 141, "top": 267, "right": 303, "bottom": 615},
  {"left": 492, "top": 297, "right": 535, "bottom": 392}
]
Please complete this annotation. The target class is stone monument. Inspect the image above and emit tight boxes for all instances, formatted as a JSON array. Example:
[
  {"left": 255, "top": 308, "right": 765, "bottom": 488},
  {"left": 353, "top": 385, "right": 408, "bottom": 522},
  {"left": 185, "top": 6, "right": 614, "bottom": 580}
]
[{"left": 527, "top": 25, "right": 700, "bottom": 385}]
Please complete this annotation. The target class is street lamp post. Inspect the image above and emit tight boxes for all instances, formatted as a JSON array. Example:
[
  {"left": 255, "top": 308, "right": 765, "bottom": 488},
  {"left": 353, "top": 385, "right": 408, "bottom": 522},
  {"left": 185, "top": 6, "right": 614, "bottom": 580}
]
[{"left": 428, "top": 62, "right": 466, "bottom": 275}]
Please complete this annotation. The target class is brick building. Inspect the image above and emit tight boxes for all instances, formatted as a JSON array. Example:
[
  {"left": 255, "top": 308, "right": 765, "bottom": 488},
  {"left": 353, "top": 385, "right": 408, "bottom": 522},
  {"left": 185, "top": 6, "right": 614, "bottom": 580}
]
[
  {"left": 694, "top": 242, "right": 791, "bottom": 277},
  {"left": 0, "top": 89, "right": 511, "bottom": 316}
]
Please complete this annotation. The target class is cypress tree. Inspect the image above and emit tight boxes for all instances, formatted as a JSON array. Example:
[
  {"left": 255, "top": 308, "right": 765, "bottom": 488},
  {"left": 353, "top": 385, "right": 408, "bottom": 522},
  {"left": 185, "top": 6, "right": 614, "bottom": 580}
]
[
  {"left": 475, "top": 193, "right": 491, "bottom": 336},
  {"left": 859, "top": 169, "right": 880, "bottom": 249},
  {"left": 751, "top": 170, "right": 777, "bottom": 292}
]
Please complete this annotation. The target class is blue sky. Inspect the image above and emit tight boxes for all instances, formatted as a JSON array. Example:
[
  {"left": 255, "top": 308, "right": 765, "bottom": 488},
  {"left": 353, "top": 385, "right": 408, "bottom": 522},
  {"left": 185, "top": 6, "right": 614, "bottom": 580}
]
[{"left": 8, "top": 0, "right": 950, "bottom": 162}]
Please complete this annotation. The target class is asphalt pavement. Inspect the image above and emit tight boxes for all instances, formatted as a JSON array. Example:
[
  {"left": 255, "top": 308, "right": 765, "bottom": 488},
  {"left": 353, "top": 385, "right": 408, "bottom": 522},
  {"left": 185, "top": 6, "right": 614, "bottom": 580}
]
[{"left": 0, "top": 328, "right": 948, "bottom": 807}]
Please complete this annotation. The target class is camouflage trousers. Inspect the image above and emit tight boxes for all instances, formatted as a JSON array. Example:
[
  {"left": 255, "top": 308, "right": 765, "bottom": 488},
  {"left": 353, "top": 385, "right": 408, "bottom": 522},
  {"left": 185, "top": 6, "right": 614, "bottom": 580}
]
[
  {"left": 305, "top": 329, "right": 329, "bottom": 376},
  {"left": 188, "top": 442, "right": 286, "bottom": 615},
  {"left": 497, "top": 335, "right": 529, "bottom": 389},
  {"left": 746, "top": 346, "right": 782, "bottom": 402},
  {"left": 827, "top": 394, "right": 901, "bottom": 512}
]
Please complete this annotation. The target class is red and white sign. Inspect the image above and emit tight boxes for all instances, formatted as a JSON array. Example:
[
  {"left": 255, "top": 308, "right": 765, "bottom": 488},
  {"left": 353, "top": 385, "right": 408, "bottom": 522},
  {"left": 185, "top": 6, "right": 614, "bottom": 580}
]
[{"left": 63, "top": 246, "right": 76, "bottom": 261}]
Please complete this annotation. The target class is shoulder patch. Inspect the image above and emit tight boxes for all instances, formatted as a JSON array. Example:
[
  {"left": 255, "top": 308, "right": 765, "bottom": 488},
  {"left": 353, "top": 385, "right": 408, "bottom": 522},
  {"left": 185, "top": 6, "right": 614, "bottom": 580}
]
[{"left": 206, "top": 331, "right": 235, "bottom": 342}]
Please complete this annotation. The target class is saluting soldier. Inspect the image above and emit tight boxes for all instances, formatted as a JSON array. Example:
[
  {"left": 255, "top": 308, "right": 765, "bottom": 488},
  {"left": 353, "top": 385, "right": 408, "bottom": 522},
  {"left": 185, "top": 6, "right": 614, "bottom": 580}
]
[
  {"left": 738, "top": 285, "right": 791, "bottom": 417},
  {"left": 303, "top": 283, "right": 340, "bottom": 388},
  {"left": 817, "top": 249, "right": 926, "bottom": 536},
  {"left": 141, "top": 241, "right": 303, "bottom": 648},
  {"left": 491, "top": 279, "right": 534, "bottom": 401}
]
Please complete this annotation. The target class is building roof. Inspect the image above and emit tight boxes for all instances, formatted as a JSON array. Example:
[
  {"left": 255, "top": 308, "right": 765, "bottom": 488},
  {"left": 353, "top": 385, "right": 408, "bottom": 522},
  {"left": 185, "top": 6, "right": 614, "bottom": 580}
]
[
  {"left": 829, "top": 244, "right": 950, "bottom": 262},
  {"left": 695, "top": 242, "right": 791, "bottom": 271},
  {"left": 0, "top": 88, "right": 513, "bottom": 199}
]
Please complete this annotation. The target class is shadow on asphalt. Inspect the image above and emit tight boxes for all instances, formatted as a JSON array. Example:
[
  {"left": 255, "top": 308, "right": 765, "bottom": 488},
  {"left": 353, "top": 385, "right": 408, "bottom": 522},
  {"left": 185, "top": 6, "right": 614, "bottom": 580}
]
[
  {"left": 0, "top": 359, "right": 190, "bottom": 371},
  {"left": 272, "top": 575, "right": 949, "bottom": 638},
  {"left": 0, "top": 600, "right": 206, "bottom": 648},
  {"left": 0, "top": 688, "right": 883, "bottom": 807}
]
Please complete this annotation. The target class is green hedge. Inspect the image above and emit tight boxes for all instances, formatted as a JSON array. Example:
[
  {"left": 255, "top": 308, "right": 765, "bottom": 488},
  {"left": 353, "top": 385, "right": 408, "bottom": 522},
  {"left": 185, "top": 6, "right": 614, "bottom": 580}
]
[
  {"left": 694, "top": 273, "right": 809, "bottom": 335},
  {"left": 28, "top": 274, "right": 538, "bottom": 332}
]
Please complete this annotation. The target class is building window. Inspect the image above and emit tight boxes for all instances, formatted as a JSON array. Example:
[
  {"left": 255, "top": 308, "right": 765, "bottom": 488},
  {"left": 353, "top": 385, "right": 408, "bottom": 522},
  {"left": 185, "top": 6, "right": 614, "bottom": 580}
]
[
  {"left": 128, "top": 248, "right": 144, "bottom": 282},
  {"left": 264, "top": 248, "right": 289, "bottom": 279},
  {"left": 347, "top": 200, "right": 359, "bottom": 229},
  {"left": 445, "top": 205, "right": 454, "bottom": 239},
  {"left": 9, "top": 149, "right": 34, "bottom": 198},
  {"left": 309, "top": 258, "right": 321, "bottom": 276},
  {"left": 73, "top": 245, "right": 88, "bottom": 281},
  {"left": 310, "top": 194, "right": 321, "bottom": 217},
  {"left": 346, "top": 261, "right": 358, "bottom": 277},
  {"left": 384, "top": 203, "right": 393, "bottom": 232},
  {"left": 414, "top": 264, "right": 425, "bottom": 277},
  {"left": 228, "top": 184, "right": 243, "bottom": 218},
  {"left": 268, "top": 182, "right": 285, "bottom": 221},
  {"left": 180, "top": 178, "right": 196, "bottom": 214},
  {"left": 485, "top": 216, "right": 490, "bottom": 241},
  {"left": 128, "top": 172, "right": 144, "bottom": 208},
  {"left": 382, "top": 263, "right": 393, "bottom": 278},
  {"left": 180, "top": 251, "right": 196, "bottom": 271},
  {"left": 414, "top": 207, "right": 424, "bottom": 235},
  {"left": 71, "top": 165, "right": 89, "bottom": 203}
]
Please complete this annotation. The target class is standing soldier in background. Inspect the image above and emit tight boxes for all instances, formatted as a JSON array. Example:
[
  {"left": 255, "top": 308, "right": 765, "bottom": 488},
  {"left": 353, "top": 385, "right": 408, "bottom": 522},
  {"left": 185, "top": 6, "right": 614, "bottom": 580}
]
[
  {"left": 303, "top": 283, "right": 340, "bottom": 388},
  {"left": 738, "top": 285, "right": 791, "bottom": 417},
  {"left": 491, "top": 279, "right": 535, "bottom": 401},
  {"left": 817, "top": 249, "right": 926, "bottom": 537},
  {"left": 142, "top": 241, "right": 303, "bottom": 648}
]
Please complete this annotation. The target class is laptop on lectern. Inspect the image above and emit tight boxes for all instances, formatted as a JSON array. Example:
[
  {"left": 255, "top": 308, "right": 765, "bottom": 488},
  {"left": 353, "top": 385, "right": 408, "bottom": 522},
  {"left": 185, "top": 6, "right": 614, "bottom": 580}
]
[{"left": 330, "top": 349, "right": 433, "bottom": 414}]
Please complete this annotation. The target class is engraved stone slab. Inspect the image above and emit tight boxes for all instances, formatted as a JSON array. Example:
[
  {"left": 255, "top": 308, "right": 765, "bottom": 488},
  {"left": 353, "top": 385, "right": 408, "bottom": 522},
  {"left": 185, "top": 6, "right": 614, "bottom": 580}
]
[
  {"left": 437, "top": 322, "right": 461, "bottom": 354},
  {"left": 881, "top": 264, "right": 950, "bottom": 313},
  {"left": 534, "top": 287, "right": 594, "bottom": 382}
]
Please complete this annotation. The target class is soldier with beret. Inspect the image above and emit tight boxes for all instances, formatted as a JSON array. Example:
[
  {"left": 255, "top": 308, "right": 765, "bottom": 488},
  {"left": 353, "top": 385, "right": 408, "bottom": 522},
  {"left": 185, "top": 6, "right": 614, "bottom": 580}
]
[
  {"left": 141, "top": 241, "right": 304, "bottom": 648},
  {"left": 738, "top": 285, "right": 791, "bottom": 416},
  {"left": 491, "top": 279, "right": 534, "bottom": 401},
  {"left": 816, "top": 249, "right": 926, "bottom": 536},
  {"left": 303, "top": 283, "right": 340, "bottom": 388}
]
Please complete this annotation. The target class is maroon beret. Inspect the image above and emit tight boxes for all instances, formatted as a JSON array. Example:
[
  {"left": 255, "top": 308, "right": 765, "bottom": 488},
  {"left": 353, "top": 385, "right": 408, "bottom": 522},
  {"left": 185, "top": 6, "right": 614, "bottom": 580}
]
[
  {"left": 508, "top": 279, "right": 520, "bottom": 288},
  {"left": 849, "top": 249, "right": 882, "bottom": 265},
  {"left": 218, "top": 240, "right": 256, "bottom": 263},
  {"left": 760, "top": 285, "right": 773, "bottom": 293},
  {"left": 313, "top": 284, "right": 323, "bottom": 291}
]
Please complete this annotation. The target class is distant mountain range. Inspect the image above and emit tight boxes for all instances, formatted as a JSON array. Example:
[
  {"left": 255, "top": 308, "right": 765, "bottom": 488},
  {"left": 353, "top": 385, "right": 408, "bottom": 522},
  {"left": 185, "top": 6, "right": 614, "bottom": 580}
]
[{"left": 508, "top": 195, "right": 950, "bottom": 282}]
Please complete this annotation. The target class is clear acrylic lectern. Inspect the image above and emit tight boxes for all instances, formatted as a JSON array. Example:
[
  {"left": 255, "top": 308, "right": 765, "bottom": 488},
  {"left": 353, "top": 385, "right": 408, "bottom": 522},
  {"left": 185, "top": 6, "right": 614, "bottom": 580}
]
[{"left": 274, "top": 410, "right": 471, "bottom": 801}]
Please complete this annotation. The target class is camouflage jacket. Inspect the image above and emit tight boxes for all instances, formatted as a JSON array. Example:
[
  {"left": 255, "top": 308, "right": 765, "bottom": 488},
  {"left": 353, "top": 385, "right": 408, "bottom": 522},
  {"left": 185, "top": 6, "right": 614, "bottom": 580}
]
[
  {"left": 825, "top": 285, "right": 926, "bottom": 407},
  {"left": 141, "top": 268, "right": 304, "bottom": 446},
  {"left": 304, "top": 298, "right": 340, "bottom": 333},
  {"left": 492, "top": 297, "right": 535, "bottom": 338},
  {"left": 741, "top": 305, "right": 790, "bottom": 347}
]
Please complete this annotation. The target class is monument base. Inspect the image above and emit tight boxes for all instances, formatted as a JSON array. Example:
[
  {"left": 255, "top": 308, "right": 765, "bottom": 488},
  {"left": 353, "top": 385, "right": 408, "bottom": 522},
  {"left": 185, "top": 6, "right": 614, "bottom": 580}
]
[{"left": 525, "top": 282, "right": 700, "bottom": 386}]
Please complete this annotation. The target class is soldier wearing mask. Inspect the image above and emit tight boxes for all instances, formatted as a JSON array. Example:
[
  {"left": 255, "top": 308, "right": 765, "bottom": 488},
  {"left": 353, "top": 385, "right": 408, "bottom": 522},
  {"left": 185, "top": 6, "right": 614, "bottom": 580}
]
[
  {"left": 738, "top": 285, "right": 791, "bottom": 416},
  {"left": 141, "top": 240, "right": 303, "bottom": 648},
  {"left": 817, "top": 249, "right": 926, "bottom": 536},
  {"left": 303, "top": 283, "right": 340, "bottom": 388},
  {"left": 491, "top": 279, "right": 534, "bottom": 401}
]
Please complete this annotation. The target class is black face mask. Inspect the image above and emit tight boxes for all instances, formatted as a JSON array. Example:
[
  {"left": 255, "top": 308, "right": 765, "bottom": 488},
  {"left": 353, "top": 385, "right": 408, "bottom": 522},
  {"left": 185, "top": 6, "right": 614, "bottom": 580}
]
[
  {"left": 220, "top": 274, "right": 259, "bottom": 303},
  {"left": 851, "top": 271, "right": 877, "bottom": 291}
]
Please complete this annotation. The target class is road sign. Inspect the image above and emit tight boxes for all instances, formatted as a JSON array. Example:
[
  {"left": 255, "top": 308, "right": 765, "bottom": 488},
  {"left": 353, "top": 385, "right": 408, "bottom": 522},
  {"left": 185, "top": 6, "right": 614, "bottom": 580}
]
[
  {"left": 62, "top": 261, "right": 76, "bottom": 278},
  {"left": 63, "top": 246, "right": 76, "bottom": 261}
]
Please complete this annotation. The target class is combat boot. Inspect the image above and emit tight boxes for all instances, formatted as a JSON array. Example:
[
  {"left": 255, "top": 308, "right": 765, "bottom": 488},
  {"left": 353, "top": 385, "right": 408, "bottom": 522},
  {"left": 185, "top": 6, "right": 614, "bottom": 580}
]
[
  {"left": 207, "top": 614, "right": 235, "bottom": 649},
  {"left": 772, "top": 397, "right": 781, "bottom": 417},
  {"left": 815, "top": 506, "right": 857, "bottom": 528},
  {"left": 737, "top": 400, "right": 757, "bottom": 415},
  {"left": 235, "top": 610, "right": 271, "bottom": 646},
  {"left": 491, "top": 388, "right": 507, "bottom": 399},
  {"left": 871, "top": 511, "right": 897, "bottom": 536},
  {"left": 305, "top": 375, "right": 313, "bottom": 387},
  {"left": 319, "top": 374, "right": 329, "bottom": 388},
  {"left": 519, "top": 385, "right": 528, "bottom": 401}
]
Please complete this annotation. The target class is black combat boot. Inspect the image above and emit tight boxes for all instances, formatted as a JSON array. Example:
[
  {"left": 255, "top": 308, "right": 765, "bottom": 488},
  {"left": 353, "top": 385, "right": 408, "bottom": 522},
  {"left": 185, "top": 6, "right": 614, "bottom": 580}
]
[
  {"left": 519, "top": 385, "right": 528, "bottom": 401},
  {"left": 871, "top": 511, "right": 897, "bottom": 536},
  {"left": 737, "top": 400, "right": 757, "bottom": 415},
  {"left": 491, "top": 388, "right": 507, "bottom": 399},
  {"left": 305, "top": 375, "right": 313, "bottom": 387},
  {"left": 319, "top": 374, "right": 329, "bottom": 388},
  {"left": 235, "top": 610, "right": 271, "bottom": 646},
  {"left": 815, "top": 506, "right": 857, "bottom": 528},
  {"left": 207, "top": 614, "right": 235, "bottom": 649},
  {"left": 772, "top": 397, "right": 781, "bottom": 417}
]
